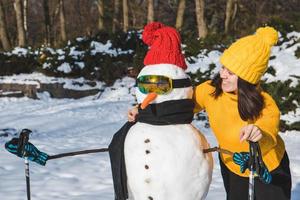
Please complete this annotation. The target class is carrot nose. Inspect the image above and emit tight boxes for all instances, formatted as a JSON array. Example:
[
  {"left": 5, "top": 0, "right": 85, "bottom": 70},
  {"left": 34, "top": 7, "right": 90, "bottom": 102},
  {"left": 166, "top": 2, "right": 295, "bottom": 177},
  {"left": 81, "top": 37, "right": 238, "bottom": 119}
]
[{"left": 140, "top": 93, "right": 158, "bottom": 109}]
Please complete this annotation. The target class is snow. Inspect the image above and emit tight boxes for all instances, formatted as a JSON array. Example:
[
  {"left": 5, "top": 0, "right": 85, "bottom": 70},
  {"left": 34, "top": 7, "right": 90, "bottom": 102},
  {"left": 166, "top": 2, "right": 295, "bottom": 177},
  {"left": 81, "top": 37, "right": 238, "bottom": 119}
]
[
  {"left": 0, "top": 77, "right": 299, "bottom": 200},
  {"left": 186, "top": 50, "right": 222, "bottom": 75},
  {"left": 90, "top": 41, "right": 133, "bottom": 57},
  {"left": 281, "top": 108, "right": 300, "bottom": 124},
  {"left": 43, "top": 47, "right": 56, "bottom": 55},
  {"left": 11, "top": 47, "right": 29, "bottom": 56},
  {"left": 75, "top": 62, "right": 85, "bottom": 69},
  {"left": 56, "top": 49, "right": 65, "bottom": 55},
  {"left": 58, "top": 55, "right": 65, "bottom": 60},
  {"left": 42, "top": 62, "right": 51, "bottom": 69},
  {"left": 69, "top": 47, "right": 85, "bottom": 59},
  {"left": 57, "top": 62, "right": 72, "bottom": 73},
  {"left": 0, "top": 79, "right": 135, "bottom": 200},
  {"left": 265, "top": 41, "right": 300, "bottom": 86},
  {"left": 76, "top": 37, "right": 85, "bottom": 42}
]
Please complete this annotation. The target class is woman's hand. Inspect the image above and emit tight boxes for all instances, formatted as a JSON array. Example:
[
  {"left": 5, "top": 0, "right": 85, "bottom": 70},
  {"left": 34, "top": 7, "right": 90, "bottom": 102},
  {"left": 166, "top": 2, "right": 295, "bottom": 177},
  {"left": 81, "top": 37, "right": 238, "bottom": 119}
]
[
  {"left": 239, "top": 124, "right": 263, "bottom": 142},
  {"left": 128, "top": 106, "right": 139, "bottom": 122}
]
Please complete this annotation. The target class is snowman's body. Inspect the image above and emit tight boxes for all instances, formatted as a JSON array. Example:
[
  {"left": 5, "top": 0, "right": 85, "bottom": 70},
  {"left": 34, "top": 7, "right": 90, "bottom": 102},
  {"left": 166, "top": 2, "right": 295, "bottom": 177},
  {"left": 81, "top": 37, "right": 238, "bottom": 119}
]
[{"left": 124, "top": 64, "right": 213, "bottom": 200}]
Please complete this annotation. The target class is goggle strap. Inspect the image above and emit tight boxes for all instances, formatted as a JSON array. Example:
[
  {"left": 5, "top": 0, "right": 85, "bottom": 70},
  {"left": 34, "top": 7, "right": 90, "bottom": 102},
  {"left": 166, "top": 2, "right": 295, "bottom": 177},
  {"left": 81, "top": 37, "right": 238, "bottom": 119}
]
[{"left": 172, "top": 78, "right": 192, "bottom": 88}]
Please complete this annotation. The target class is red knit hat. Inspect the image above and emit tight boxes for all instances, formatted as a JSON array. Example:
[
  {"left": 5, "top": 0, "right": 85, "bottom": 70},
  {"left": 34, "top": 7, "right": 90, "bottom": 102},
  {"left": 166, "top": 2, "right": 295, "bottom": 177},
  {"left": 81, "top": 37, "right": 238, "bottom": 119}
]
[{"left": 142, "top": 22, "right": 187, "bottom": 70}]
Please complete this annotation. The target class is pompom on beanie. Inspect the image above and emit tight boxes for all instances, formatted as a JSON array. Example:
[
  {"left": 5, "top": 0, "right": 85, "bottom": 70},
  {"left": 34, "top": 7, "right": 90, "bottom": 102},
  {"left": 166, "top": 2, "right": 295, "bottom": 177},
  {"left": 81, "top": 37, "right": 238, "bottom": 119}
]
[
  {"left": 220, "top": 26, "right": 278, "bottom": 84},
  {"left": 142, "top": 22, "right": 187, "bottom": 70}
]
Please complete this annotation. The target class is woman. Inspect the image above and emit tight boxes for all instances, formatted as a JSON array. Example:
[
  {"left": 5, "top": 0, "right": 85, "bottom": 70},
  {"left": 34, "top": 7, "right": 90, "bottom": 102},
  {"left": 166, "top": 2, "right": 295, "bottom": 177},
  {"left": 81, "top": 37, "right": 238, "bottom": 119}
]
[{"left": 128, "top": 26, "right": 291, "bottom": 200}]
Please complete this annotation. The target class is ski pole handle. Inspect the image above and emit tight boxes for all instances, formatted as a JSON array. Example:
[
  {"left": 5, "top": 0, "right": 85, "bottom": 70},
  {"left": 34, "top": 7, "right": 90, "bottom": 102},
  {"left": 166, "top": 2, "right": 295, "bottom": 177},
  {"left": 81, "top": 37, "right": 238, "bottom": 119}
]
[{"left": 17, "top": 129, "right": 32, "bottom": 157}]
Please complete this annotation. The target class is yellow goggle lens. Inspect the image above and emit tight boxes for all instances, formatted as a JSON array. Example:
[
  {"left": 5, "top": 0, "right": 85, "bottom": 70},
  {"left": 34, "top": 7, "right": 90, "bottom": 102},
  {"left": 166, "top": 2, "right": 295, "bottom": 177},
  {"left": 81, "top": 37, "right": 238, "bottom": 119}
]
[{"left": 137, "top": 75, "right": 172, "bottom": 95}]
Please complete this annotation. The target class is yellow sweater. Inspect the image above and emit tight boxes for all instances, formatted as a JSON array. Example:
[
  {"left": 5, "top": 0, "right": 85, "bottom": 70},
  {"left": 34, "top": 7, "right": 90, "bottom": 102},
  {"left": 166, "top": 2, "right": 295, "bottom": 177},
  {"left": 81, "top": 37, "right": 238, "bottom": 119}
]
[{"left": 194, "top": 80, "right": 285, "bottom": 177}]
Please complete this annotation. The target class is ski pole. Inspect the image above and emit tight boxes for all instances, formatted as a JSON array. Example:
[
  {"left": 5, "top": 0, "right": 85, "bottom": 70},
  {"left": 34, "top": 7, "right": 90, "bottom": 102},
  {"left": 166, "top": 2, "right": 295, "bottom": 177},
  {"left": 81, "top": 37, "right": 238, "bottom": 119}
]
[
  {"left": 248, "top": 141, "right": 256, "bottom": 200},
  {"left": 48, "top": 146, "right": 231, "bottom": 161},
  {"left": 17, "top": 129, "right": 32, "bottom": 200},
  {"left": 47, "top": 147, "right": 109, "bottom": 160}
]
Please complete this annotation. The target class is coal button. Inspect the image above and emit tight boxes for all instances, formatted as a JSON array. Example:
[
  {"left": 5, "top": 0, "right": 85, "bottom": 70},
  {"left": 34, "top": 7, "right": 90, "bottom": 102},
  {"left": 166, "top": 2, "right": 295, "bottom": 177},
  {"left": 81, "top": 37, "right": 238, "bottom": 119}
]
[{"left": 145, "top": 178, "right": 151, "bottom": 183}]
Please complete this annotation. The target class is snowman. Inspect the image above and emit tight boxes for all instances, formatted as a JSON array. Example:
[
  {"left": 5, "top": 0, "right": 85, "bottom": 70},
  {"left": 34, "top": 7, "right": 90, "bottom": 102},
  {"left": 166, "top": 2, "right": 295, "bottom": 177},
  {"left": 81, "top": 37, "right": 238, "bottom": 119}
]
[{"left": 124, "top": 22, "right": 213, "bottom": 200}]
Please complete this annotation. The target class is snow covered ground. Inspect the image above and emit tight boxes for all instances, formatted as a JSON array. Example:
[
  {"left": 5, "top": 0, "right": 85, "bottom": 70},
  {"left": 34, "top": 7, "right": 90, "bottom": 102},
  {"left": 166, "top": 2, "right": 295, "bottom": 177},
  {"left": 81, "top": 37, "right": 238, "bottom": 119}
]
[{"left": 0, "top": 76, "right": 299, "bottom": 200}]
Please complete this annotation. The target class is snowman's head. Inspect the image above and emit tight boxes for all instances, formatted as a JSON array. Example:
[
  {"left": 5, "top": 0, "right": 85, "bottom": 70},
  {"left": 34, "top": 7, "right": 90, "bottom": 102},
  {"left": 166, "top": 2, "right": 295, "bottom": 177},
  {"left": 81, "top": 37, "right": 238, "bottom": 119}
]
[
  {"left": 136, "top": 64, "right": 193, "bottom": 109},
  {"left": 138, "top": 22, "right": 190, "bottom": 109}
]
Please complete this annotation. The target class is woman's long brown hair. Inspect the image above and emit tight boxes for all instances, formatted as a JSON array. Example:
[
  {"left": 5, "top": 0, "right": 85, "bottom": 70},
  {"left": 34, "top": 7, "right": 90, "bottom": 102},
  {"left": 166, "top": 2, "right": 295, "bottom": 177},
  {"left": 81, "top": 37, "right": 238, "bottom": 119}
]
[{"left": 210, "top": 73, "right": 265, "bottom": 121}]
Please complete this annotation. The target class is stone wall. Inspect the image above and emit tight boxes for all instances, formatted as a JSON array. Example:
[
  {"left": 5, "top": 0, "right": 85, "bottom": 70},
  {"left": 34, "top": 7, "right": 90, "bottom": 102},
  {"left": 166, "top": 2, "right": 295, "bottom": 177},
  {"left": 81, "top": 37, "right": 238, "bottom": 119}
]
[{"left": 0, "top": 82, "right": 102, "bottom": 99}]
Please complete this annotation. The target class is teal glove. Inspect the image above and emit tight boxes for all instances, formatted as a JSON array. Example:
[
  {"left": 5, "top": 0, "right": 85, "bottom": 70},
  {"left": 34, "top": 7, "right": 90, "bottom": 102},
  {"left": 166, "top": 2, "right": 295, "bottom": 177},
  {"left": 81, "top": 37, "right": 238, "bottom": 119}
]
[
  {"left": 5, "top": 138, "right": 49, "bottom": 166},
  {"left": 233, "top": 151, "right": 272, "bottom": 184},
  {"left": 257, "top": 161, "right": 272, "bottom": 184},
  {"left": 233, "top": 152, "right": 250, "bottom": 173}
]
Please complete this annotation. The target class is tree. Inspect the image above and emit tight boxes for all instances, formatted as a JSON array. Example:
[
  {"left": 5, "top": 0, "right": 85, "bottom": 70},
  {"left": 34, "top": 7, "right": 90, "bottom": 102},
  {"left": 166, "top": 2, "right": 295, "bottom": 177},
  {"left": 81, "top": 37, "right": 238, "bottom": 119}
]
[
  {"left": 254, "top": 0, "right": 267, "bottom": 27},
  {"left": 112, "top": 0, "right": 120, "bottom": 33},
  {"left": 175, "top": 0, "right": 186, "bottom": 31},
  {"left": 14, "top": 0, "right": 26, "bottom": 46},
  {"left": 123, "top": 0, "right": 129, "bottom": 32},
  {"left": 96, "top": 0, "right": 104, "bottom": 31},
  {"left": 59, "top": 0, "right": 66, "bottom": 43},
  {"left": 147, "top": 0, "right": 154, "bottom": 23},
  {"left": 43, "top": 0, "right": 51, "bottom": 45},
  {"left": 225, "top": 0, "right": 238, "bottom": 34},
  {"left": 128, "top": 0, "right": 146, "bottom": 29},
  {"left": 195, "top": 0, "right": 208, "bottom": 38},
  {"left": 0, "top": 0, "right": 11, "bottom": 50},
  {"left": 23, "top": 0, "right": 28, "bottom": 39}
]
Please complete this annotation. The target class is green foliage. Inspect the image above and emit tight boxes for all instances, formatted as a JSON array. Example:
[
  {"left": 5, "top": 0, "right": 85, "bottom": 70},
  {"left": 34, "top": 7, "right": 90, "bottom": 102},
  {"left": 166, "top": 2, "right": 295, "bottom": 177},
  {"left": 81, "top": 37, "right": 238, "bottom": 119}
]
[
  {"left": 93, "top": 31, "right": 111, "bottom": 44},
  {"left": 34, "top": 31, "right": 145, "bottom": 84},
  {"left": 182, "top": 32, "right": 230, "bottom": 58},
  {"left": 0, "top": 31, "right": 144, "bottom": 85},
  {"left": 83, "top": 53, "right": 128, "bottom": 85},
  {"left": 0, "top": 53, "right": 39, "bottom": 76},
  {"left": 280, "top": 121, "right": 300, "bottom": 132},
  {"left": 131, "top": 38, "right": 148, "bottom": 73},
  {"left": 188, "top": 63, "right": 217, "bottom": 86},
  {"left": 266, "top": 66, "right": 276, "bottom": 76},
  {"left": 268, "top": 17, "right": 297, "bottom": 38},
  {"left": 295, "top": 47, "right": 300, "bottom": 59},
  {"left": 261, "top": 79, "right": 300, "bottom": 132},
  {"left": 261, "top": 80, "right": 300, "bottom": 114},
  {"left": 182, "top": 38, "right": 204, "bottom": 59}
]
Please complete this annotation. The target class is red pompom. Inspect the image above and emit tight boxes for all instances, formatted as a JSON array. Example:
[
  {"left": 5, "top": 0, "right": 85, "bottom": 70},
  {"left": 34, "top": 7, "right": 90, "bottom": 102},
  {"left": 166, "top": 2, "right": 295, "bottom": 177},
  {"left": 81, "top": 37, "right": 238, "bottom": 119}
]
[
  {"left": 142, "top": 22, "right": 165, "bottom": 46},
  {"left": 142, "top": 22, "right": 187, "bottom": 70}
]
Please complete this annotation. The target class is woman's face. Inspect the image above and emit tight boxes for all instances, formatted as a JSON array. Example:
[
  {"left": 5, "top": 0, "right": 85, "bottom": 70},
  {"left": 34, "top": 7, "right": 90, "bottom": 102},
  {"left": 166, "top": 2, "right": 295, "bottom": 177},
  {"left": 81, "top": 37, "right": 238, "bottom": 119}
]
[{"left": 220, "top": 66, "right": 238, "bottom": 93}]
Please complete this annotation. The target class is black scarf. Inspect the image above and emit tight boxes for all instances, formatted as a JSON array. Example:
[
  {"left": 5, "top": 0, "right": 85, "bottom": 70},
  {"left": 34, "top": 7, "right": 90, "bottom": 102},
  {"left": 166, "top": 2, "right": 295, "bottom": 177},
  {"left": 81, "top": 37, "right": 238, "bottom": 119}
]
[
  {"left": 137, "top": 99, "right": 194, "bottom": 125},
  {"left": 108, "top": 99, "right": 194, "bottom": 200}
]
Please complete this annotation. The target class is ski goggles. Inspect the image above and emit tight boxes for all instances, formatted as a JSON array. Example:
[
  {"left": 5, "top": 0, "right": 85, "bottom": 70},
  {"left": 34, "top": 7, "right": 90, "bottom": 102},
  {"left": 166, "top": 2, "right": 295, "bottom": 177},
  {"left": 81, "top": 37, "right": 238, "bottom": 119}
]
[{"left": 136, "top": 75, "right": 192, "bottom": 95}]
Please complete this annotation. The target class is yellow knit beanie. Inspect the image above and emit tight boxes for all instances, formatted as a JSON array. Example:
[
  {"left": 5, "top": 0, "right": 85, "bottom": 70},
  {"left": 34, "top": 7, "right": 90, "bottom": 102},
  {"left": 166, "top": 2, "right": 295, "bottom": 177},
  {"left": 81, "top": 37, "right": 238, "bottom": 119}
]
[{"left": 220, "top": 26, "right": 278, "bottom": 84}]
